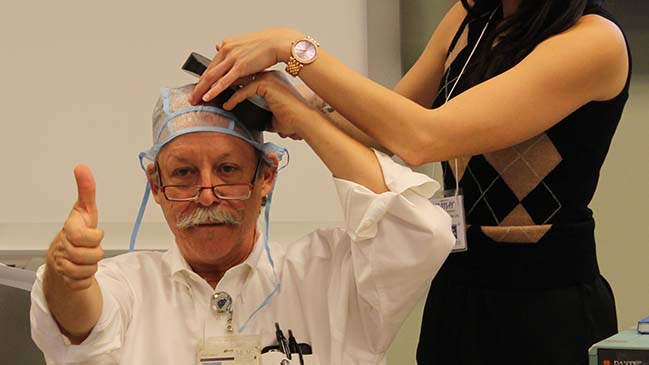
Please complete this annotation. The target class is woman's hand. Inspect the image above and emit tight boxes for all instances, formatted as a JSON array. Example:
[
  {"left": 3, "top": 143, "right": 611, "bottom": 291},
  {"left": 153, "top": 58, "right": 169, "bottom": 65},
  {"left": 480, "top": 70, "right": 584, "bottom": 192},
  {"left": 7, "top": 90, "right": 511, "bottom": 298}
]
[
  {"left": 190, "top": 28, "right": 303, "bottom": 105},
  {"left": 223, "top": 71, "right": 318, "bottom": 140}
]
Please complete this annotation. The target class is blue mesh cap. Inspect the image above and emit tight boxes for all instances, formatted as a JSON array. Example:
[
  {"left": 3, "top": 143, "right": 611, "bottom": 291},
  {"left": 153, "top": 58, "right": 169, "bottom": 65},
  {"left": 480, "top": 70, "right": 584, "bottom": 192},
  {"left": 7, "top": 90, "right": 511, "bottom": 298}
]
[{"left": 139, "top": 84, "right": 272, "bottom": 170}]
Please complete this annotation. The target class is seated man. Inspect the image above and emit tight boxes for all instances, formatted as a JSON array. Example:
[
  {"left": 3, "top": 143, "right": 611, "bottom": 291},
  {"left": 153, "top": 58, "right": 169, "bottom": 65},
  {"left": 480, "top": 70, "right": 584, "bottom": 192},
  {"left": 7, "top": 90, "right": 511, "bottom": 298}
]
[{"left": 30, "top": 76, "right": 454, "bottom": 364}]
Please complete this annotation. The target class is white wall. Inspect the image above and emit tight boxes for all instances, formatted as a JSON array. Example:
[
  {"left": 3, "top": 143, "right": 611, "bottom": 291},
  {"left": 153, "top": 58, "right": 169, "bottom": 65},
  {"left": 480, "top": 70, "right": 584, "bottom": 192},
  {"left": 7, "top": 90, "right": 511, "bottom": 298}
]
[
  {"left": 0, "top": 0, "right": 368, "bottom": 250},
  {"left": 595, "top": 75, "right": 649, "bottom": 330}
]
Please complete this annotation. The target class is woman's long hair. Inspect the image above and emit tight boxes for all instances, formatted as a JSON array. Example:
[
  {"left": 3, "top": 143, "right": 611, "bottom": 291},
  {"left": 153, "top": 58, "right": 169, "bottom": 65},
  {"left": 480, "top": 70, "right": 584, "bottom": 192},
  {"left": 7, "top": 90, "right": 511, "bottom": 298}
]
[{"left": 460, "top": 0, "right": 602, "bottom": 85}]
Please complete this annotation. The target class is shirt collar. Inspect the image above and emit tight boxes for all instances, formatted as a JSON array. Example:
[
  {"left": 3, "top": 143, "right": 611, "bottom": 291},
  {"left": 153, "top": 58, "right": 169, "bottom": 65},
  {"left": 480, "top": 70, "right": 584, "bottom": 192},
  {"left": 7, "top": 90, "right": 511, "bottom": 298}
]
[{"left": 161, "top": 227, "right": 269, "bottom": 287}]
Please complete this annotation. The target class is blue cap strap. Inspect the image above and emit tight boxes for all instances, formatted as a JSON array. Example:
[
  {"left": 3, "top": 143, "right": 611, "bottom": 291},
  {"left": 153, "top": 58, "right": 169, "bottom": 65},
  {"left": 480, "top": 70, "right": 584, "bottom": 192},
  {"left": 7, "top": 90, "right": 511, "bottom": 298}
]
[
  {"left": 129, "top": 182, "right": 151, "bottom": 252},
  {"left": 238, "top": 172, "right": 281, "bottom": 333}
]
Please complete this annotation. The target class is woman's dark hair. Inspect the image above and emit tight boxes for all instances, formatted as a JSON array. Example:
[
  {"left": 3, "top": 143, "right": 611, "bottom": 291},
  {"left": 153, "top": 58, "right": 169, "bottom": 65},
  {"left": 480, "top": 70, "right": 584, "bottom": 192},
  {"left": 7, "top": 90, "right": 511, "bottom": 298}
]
[{"left": 460, "top": 0, "right": 603, "bottom": 85}]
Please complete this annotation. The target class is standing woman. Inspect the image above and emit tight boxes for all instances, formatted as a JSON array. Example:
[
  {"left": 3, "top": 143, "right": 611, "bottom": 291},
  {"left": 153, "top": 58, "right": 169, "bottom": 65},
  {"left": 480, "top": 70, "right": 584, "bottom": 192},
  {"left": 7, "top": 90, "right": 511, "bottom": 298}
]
[{"left": 191, "top": 0, "right": 631, "bottom": 363}]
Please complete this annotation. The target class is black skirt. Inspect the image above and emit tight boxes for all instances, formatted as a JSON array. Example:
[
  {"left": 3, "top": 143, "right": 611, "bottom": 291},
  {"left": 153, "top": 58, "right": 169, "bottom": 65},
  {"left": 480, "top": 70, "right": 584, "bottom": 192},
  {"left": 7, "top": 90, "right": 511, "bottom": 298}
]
[{"left": 416, "top": 269, "right": 617, "bottom": 365}]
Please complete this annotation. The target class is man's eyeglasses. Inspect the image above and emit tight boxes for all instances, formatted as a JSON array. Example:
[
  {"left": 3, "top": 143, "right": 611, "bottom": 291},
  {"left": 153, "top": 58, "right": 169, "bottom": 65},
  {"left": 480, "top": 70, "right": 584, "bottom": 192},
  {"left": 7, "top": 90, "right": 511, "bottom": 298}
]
[
  {"left": 162, "top": 183, "right": 254, "bottom": 201},
  {"left": 158, "top": 158, "right": 262, "bottom": 202}
]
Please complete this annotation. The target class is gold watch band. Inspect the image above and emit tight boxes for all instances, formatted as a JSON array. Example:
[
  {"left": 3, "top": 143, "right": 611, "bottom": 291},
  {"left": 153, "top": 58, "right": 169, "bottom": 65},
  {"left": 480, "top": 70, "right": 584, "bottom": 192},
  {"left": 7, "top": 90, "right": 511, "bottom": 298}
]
[{"left": 285, "top": 57, "right": 304, "bottom": 77}]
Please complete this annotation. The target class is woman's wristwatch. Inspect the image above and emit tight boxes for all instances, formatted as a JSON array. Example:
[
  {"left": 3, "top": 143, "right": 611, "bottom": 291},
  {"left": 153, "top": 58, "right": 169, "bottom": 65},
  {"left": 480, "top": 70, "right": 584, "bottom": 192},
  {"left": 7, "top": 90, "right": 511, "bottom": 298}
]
[{"left": 285, "top": 36, "right": 320, "bottom": 77}]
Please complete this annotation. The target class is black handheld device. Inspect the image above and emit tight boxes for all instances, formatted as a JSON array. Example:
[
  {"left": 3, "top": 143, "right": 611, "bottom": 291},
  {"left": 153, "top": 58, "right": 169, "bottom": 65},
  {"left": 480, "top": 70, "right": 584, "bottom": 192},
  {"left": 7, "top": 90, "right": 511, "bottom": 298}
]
[{"left": 181, "top": 52, "right": 273, "bottom": 131}]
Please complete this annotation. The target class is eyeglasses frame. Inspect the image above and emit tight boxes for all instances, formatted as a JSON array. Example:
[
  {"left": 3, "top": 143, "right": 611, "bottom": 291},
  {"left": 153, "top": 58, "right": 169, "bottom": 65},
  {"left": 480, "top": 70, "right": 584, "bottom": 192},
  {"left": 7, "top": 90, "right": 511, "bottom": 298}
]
[{"left": 157, "top": 157, "right": 263, "bottom": 202}]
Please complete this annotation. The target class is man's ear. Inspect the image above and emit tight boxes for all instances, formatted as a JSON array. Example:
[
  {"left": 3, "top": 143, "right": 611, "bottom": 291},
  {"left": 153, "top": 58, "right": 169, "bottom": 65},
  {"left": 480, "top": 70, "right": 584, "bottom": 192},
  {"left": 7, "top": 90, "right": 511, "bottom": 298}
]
[
  {"left": 260, "top": 156, "right": 278, "bottom": 198},
  {"left": 146, "top": 163, "right": 162, "bottom": 205}
]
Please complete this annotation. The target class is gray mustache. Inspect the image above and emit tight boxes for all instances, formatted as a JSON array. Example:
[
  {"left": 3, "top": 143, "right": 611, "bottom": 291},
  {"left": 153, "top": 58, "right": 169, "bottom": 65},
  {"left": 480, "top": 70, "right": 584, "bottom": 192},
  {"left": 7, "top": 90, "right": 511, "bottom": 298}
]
[{"left": 177, "top": 205, "right": 242, "bottom": 229}]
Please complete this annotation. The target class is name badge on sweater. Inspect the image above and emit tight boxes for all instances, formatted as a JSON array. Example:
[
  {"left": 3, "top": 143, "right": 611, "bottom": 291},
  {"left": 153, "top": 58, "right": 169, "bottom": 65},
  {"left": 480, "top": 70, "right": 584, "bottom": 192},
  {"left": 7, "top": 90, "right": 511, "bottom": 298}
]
[{"left": 431, "top": 192, "right": 468, "bottom": 252}]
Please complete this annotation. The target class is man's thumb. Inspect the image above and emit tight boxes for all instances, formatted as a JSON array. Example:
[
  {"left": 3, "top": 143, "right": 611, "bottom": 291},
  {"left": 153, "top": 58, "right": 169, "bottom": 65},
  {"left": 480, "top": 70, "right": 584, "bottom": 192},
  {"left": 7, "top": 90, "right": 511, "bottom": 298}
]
[{"left": 73, "top": 164, "right": 97, "bottom": 219}]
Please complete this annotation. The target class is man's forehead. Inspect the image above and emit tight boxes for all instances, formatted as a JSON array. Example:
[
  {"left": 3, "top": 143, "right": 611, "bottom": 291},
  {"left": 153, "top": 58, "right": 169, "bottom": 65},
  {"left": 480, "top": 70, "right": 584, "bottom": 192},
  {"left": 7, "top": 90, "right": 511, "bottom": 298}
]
[
  {"left": 165, "top": 151, "right": 245, "bottom": 164},
  {"left": 158, "top": 132, "right": 256, "bottom": 162}
]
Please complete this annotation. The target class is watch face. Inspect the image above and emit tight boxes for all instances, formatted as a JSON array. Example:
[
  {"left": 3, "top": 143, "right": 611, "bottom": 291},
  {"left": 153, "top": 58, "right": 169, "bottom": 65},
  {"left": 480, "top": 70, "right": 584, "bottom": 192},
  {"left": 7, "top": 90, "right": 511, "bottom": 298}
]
[{"left": 293, "top": 39, "right": 317, "bottom": 64}]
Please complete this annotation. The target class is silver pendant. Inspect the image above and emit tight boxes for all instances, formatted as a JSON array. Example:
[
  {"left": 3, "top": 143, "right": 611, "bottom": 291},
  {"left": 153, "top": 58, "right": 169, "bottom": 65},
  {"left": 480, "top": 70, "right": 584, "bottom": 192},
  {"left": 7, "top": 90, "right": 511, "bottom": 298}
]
[{"left": 211, "top": 292, "right": 234, "bottom": 332}]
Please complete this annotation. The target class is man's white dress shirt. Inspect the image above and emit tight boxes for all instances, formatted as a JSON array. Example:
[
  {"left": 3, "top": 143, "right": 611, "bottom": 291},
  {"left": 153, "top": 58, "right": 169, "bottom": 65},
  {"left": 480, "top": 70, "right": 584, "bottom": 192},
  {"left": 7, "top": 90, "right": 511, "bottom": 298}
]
[{"left": 31, "top": 151, "right": 455, "bottom": 364}]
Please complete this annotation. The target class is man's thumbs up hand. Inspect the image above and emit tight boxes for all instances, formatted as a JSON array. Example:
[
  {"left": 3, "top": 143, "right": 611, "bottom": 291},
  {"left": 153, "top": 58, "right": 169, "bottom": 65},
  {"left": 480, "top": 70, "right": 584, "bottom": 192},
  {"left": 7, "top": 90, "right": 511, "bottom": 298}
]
[
  {"left": 73, "top": 164, "right": 98, "bottom": 229},
  {"left": 48, "top": 165, "right": 105, "bottom": 291}
]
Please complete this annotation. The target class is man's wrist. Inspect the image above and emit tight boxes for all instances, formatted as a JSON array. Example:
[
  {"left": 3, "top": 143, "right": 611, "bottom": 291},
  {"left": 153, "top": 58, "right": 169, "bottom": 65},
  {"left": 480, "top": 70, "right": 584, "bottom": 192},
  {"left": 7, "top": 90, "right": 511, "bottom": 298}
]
[{"left": 293, "top": 107, "right": 322, "bottom": 138}]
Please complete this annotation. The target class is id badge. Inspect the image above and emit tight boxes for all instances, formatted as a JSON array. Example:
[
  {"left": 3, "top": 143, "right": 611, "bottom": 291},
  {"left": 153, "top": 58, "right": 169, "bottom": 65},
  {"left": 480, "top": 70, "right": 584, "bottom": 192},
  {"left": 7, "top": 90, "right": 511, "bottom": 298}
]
[
  {"left": 197, "top": 335, "right": 262, "bottom": 365},
  {"left": 431, "top": 190, "right": 468, "bottom": 252}
]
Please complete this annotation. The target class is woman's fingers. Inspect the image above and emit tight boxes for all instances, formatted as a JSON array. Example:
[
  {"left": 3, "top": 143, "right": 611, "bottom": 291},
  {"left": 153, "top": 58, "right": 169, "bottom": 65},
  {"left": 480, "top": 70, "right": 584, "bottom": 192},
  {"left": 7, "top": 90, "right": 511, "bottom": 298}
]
[
  {"left": 191, "top": 55, "right": 233, "bottom": 105},
  {"left": 203, "top": 64, "right": 248, "bottom": 102},
  {"left": 191, "top": 28, "right": 302, "bottom": 105},
  {"left": 222, "top": 80, "right": 263, "bottom": 111}
]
